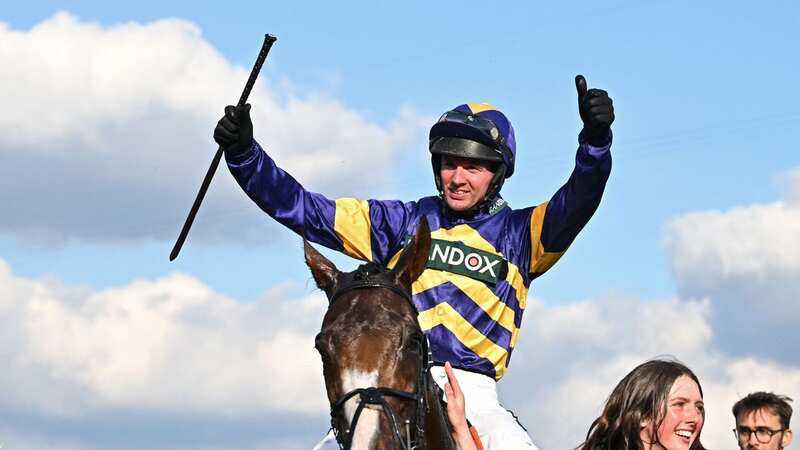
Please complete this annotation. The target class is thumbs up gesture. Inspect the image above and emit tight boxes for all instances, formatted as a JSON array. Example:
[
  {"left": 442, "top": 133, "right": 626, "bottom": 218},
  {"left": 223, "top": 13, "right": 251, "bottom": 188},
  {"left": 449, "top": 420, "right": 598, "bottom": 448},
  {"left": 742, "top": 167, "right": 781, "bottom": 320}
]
[{"left": 575, "top": 74, "right": 614, "bottom": 146}]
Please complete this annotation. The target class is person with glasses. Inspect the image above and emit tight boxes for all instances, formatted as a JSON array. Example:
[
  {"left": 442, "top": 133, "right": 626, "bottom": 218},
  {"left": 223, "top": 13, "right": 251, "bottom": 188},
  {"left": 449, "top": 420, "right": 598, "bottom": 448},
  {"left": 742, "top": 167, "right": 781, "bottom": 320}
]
[
  {"left": 733, "top": 392, "right": 793, "bottom": 450},
  {"left": 214, "top": 75, "right": 614, "bottom": 450}
]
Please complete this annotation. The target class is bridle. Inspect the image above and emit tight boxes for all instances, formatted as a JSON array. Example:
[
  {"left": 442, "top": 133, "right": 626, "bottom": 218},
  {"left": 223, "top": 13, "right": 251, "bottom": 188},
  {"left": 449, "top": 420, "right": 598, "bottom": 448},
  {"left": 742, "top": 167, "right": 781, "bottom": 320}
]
[{"left": 325, "top": 264, "right": 434, "bottom": 450}]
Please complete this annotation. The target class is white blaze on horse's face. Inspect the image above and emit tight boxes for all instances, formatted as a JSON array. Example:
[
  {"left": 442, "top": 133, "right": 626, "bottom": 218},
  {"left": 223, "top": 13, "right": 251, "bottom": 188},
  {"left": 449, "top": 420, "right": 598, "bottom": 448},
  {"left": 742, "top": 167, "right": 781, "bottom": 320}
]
[{"left": 341, "top": 369, "right": 380, "bottom": 450}]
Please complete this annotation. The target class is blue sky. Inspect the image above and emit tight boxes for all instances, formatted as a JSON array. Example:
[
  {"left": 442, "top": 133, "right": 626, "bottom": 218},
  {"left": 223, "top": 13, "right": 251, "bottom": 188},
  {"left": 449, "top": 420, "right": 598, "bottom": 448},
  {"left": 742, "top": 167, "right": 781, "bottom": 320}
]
[{"left": 1, "top": 2, "right": 799, "bottom": 449}]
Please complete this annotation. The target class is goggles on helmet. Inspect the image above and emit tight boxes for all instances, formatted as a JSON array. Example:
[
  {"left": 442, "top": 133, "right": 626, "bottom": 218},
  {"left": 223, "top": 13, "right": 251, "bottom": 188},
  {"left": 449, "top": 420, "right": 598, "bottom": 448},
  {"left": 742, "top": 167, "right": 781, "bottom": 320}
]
[{"left": 435, "top": 110, "right": 513, "bottom": 165}]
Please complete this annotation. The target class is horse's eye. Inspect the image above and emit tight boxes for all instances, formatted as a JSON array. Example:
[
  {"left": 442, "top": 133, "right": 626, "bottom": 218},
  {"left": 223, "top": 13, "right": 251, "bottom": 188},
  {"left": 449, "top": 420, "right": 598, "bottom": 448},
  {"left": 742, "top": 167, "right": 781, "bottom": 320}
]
[
  {"left": 404, "top": 333, "right": 422, "bottom": 353},
  {"left": 314, "top": 333, "right": 330, "bottom": 356},
  {"left": 313, "top": 333, "right": 323, "bottom": 349}
]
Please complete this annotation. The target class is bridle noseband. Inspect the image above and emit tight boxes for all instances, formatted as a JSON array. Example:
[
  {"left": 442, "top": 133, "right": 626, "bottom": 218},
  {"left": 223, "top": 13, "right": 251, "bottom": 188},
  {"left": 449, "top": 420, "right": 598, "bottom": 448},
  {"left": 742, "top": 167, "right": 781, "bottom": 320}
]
[{"left": 325, "top": 263, "right": 434, "bottom": 450}]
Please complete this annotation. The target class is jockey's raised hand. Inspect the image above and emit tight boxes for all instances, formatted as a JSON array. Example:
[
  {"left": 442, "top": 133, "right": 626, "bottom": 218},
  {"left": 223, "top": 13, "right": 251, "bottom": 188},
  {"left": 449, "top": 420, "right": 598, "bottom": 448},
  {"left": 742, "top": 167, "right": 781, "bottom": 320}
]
[
  {"left": 575, "top": 74, "right": 614, "bottom": 146},
  {"left": 214, "top": 104, "right": 253, "bottom": 158}
]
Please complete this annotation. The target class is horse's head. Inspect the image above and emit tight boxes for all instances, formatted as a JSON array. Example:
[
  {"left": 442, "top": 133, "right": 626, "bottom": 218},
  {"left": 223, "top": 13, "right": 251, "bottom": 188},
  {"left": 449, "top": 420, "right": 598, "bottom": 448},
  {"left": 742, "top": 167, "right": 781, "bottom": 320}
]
[{"left": 305, "top": 218, "right": 439, "bottom": 450}]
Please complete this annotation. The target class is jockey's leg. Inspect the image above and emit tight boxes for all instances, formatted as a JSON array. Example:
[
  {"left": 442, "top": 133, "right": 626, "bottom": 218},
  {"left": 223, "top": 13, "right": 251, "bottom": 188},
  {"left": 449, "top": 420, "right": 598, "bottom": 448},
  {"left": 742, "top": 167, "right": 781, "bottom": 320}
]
[
  {"left": 311, "top": 430, "right": 339, "bottom": 450},
  {"left": 429, "top": 365, "right": 541, "bottom": 450}
]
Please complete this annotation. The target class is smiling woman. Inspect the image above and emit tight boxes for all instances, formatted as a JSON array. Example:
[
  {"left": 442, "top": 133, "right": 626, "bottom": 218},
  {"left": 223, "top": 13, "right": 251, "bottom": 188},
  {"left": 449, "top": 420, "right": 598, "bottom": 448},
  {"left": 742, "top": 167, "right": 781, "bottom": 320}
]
[{"left": 576, "top": 359, "right": 707, "bottom": 450}]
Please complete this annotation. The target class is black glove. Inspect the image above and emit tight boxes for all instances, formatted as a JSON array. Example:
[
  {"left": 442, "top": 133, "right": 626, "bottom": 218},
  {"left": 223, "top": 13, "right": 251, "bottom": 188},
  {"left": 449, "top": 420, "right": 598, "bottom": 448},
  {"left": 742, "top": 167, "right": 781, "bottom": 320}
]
[
  {"left": 575, "top": 74, "right": 614, "bottom": 146},
  {"left": 213, "top": 104, "right": 253, "bottom": 158}
]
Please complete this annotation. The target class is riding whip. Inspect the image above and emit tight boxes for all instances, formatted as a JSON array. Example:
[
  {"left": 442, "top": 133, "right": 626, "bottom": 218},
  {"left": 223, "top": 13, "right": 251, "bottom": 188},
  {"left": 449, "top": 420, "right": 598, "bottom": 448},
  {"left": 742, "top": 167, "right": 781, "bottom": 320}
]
[{"left": 169, "top": 33, "right": 277, "bottom": 261}]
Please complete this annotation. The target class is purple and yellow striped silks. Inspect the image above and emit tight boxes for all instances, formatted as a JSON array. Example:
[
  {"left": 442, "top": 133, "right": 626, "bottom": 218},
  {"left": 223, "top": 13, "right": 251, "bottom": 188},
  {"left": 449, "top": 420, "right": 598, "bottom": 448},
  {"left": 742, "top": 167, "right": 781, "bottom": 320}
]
[{"left": 226, "top": 132, "right": 611, "bottom": 380}]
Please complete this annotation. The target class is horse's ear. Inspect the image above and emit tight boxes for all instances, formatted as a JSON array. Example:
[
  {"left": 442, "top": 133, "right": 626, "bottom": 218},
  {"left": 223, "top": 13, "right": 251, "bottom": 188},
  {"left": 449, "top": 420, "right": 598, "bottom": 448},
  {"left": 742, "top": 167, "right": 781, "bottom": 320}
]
[
  {"left": 393, "top": 216, "right": 431, "bottom": 290},
  {"left": 304, "top": 240, "right": 339, "bottom": 296}
]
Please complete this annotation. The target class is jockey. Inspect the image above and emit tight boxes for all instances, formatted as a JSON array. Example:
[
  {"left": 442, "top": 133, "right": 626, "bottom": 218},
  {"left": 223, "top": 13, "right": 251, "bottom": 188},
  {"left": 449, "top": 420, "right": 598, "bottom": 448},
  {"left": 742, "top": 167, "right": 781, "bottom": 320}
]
[{"left": 214, "top": 75, "right": 614, "bottom": 450}]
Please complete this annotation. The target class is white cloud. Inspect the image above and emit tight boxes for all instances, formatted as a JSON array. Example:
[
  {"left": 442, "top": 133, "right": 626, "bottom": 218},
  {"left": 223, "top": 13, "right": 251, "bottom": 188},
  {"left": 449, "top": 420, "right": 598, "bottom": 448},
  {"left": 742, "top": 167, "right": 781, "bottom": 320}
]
[
  {"left": 0, "top": 12, "right": 429, "bottom": 244},
  {"left": 664, "top": 202, "right": 800, "bottom": 285},
  {"left": 0, "top": 257, "right": 329, "bottom": 418},
  {"left": 662, "top": 169, "right": 800, "bottom": 362},
  {"left": 504, "top": 295, "right": 713, "bottom": 449},
  {"left": 522, "top": 294, "right": 712, "bottom": 357},
  {"left": 2, "top": 256, "right": 799, "bottom": 450}
]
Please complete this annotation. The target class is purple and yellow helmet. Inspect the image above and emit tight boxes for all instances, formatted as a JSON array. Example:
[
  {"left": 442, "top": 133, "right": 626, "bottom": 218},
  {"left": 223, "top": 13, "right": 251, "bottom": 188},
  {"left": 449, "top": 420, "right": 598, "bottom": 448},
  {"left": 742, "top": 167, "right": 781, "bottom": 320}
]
[
  {"left": 429, "top": 103, "right": 516, "bottom": 202},
  {"left": 429, "top": 102, "right": 516, "bottom": 178}
]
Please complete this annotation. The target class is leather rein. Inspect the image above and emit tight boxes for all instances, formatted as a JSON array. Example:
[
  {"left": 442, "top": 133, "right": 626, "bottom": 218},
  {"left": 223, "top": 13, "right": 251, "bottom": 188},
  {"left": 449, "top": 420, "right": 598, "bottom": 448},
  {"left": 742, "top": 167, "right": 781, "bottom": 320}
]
[{"left": 326, "top": 264, "right": 434, "bottom": 450}]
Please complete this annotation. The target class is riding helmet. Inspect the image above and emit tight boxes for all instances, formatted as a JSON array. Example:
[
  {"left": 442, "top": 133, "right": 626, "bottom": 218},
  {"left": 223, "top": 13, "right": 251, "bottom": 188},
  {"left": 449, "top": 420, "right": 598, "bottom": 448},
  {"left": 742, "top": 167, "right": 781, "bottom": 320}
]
[{"left": 429, "top": 103, "right": 516, "bottom": 201}]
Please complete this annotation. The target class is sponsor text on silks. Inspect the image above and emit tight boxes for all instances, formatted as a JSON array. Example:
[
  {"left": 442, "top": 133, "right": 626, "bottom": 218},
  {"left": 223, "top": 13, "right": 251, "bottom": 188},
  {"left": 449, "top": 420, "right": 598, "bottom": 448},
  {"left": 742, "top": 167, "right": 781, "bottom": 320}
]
[{"left": 426, "top": 239, "right": 508, "bottom": 285}]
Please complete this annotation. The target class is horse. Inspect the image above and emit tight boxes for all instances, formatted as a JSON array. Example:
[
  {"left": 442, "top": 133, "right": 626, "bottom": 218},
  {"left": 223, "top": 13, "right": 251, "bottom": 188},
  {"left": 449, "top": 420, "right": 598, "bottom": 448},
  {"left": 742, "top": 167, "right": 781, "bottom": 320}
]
[{"left": 304, "top": 217, "right": 456, "bottom": 450}]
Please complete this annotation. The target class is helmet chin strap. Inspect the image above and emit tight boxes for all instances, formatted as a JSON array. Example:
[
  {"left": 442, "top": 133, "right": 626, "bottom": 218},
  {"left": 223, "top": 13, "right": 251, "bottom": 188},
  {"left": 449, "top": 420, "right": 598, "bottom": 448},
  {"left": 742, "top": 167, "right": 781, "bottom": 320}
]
[{"left": 482, "top": 165, "right": 507, "bottom": 205}]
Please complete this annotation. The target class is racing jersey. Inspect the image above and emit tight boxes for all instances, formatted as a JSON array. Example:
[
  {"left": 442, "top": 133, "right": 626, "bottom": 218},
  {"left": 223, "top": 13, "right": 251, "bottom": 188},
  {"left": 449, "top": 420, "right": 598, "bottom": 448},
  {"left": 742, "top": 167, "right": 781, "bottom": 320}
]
[{"left": 226, "top": 133, "right": 611, "bottom": 380}]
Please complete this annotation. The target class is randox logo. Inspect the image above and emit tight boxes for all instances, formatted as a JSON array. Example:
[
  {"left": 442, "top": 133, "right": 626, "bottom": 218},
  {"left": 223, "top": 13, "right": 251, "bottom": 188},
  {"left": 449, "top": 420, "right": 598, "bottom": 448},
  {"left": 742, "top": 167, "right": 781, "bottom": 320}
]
[{"left": 426, "top": 239, "right": 508, "bottom": 285}]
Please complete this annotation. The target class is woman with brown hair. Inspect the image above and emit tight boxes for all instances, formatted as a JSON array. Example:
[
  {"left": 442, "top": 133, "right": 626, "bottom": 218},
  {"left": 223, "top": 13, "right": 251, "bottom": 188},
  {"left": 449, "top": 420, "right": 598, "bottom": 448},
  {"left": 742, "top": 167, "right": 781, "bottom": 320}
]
[{"left": 577, "top": 359, "right": 707, "bottom": 450}]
